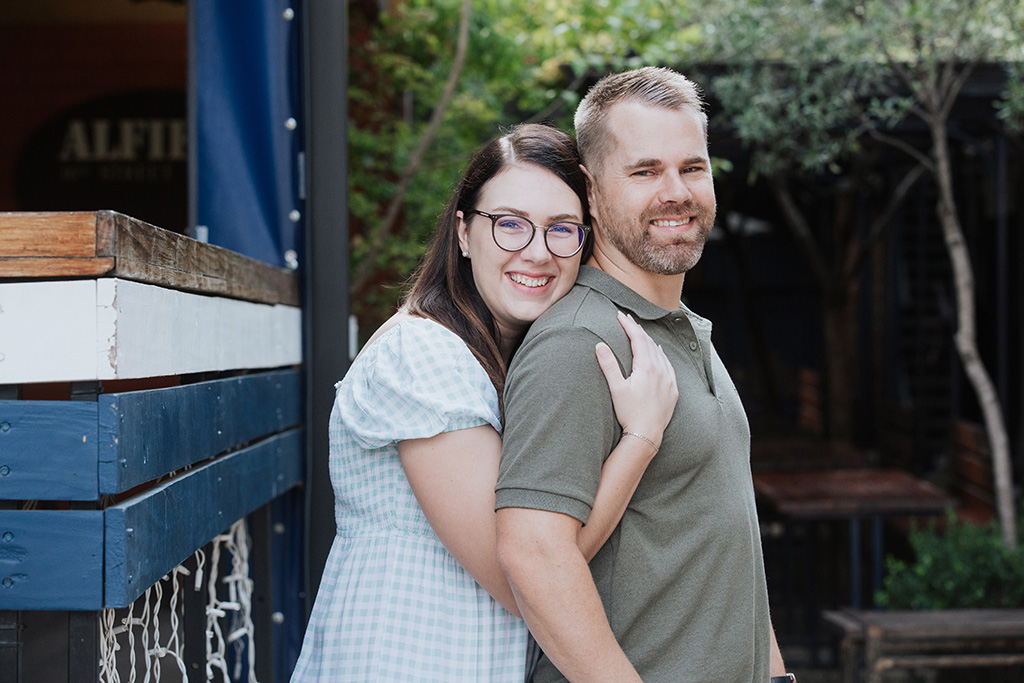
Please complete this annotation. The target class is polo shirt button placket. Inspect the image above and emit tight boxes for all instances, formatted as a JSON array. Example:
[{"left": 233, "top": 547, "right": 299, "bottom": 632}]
[{"left": 689, "top": 340, "right": 698, "bottom": 352}]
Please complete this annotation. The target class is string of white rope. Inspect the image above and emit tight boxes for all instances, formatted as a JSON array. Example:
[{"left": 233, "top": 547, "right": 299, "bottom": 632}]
[
  {"left": 205, "top": 519, "right": 257, "bottom": 683},
  {"left": 97, "top": 519, "right": 256, "bottom": 683}
]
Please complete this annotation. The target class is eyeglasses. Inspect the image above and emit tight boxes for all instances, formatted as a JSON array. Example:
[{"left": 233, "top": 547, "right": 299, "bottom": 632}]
[{"left": 469, "top": 210, "right": 591, "bottom": 258}]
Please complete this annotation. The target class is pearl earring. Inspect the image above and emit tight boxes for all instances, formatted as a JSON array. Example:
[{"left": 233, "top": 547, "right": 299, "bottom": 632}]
[{"left": 461, "top": 250, "right": 469, "bottom": 258}]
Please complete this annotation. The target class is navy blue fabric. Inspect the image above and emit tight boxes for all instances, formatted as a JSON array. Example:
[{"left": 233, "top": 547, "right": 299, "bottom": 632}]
[{"left": 194, "top": 0, "right": 302, "bottom": 267}]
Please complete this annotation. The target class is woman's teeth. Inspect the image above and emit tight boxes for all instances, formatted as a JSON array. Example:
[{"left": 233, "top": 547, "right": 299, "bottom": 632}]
[{"left": 509, "top": 273, "right": 551, "bottom": 288}]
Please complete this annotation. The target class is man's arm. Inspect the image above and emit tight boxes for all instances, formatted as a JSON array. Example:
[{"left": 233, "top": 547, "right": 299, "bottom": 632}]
[{"left": 496, "top": 506, "right": 641, "bottom": 682}]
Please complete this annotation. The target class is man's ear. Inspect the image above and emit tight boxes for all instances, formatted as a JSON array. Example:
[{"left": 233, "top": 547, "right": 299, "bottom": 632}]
[
  {"left": 456, "top": 210, "right": 470, "bottom": 254},
  {"left": 580, "top": 164, "right": 599, "bottom": 221}
]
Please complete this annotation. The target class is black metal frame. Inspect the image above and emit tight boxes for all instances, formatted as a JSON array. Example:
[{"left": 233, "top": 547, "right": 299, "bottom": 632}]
[{"left": 301, "top": 0, "right": 350, "bottom": 612}]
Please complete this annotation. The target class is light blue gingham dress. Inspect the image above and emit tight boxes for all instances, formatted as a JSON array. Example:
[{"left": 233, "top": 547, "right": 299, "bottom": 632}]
[{"left": 290, "top": 317, "right": 530, "bottom": 682}]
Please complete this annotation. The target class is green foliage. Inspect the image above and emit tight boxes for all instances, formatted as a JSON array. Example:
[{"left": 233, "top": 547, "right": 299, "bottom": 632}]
[
  {"left": 347, "top": 0, "right": 520, "bottom": 322},
  {"left": 698, "top": 0, "right": 1023, "bottom": 179},
  {"left": 996, "top": 62, "right": 1024, "bottom": 134},
  {"left": 696, "top": 2, "right": 876, "bottom": 178},
  {"left": 875, "top": 508, "right": 1024, "bottom": 610}
]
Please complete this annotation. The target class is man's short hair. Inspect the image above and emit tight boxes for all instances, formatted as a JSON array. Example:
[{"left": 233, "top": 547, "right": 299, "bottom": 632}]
[{"left": 574, "top": 66, "right": 708, "bottom": 174}]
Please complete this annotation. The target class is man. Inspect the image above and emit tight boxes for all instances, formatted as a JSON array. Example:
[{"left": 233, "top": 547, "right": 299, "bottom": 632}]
[{"left": 495, "top": 67, "right": 792, "bottom": 682}]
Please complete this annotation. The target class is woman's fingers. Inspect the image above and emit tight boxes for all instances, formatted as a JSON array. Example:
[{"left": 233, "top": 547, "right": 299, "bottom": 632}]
[
  {"left": 595, "top": 341, "right": 626, "bottom": 393},
  {"left": 599, "top": 312, "right": 678, "bottom": 439},
  {"left": 617, "top": 311, "right": 654, "bottom": 368},
  {"left": 617, "top": 311, "right": 667, "bottom": 378}
]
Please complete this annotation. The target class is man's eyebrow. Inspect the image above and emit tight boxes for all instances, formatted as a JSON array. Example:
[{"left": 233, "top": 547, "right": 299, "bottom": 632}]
[
  {"left": 624, "top": 156, "right": 708, "bottom": 170},
  {"left": 625, "top": 158, "right": 661, "bottom": 170}
]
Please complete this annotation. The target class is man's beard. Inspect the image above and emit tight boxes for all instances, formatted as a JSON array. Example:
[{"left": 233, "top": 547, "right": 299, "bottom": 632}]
[{"left": 598, "top": 200, "right": 715, "bottom": 275}]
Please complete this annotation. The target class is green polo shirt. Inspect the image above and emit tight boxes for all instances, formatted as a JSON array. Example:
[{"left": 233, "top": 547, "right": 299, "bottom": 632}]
[{"left": 496, "top": 265, "right": 771, "bottom": 682}]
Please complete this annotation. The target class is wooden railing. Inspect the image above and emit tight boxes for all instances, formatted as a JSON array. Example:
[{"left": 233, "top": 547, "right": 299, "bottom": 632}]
[{"left": 0, "top": 211, "right": 303, "bottom": 681}]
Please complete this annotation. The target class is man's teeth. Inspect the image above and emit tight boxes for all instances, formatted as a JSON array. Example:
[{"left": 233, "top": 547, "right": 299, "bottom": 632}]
[
  {"left": 509, "top": 273, "right": 551, "bottom": 288},
  {"left": 651, "top": 218, "right": 691, "bottom": 227}
]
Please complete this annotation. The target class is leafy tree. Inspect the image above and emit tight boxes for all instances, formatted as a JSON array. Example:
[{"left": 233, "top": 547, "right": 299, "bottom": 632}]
[{"left": 698, "top": 0, "right": 1023, "bottom": 547}]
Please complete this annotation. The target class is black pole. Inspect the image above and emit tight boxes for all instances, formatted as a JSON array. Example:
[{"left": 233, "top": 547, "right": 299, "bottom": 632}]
[{"left": 301, "top": 0, "right": 350, "bottom": 616}]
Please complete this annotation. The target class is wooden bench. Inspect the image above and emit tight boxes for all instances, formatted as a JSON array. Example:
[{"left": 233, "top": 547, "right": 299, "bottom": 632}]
[{"left": 823, "top": 608, "right": 1024, "bottom": 683}]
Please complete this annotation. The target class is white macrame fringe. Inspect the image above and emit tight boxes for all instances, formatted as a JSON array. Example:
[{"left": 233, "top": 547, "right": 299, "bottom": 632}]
[
  {"left": 205, "top": 520, "right": 258, "bottom": 683},
  {"left": 99, "top": 519, "right": 258, "bottom": 683}
]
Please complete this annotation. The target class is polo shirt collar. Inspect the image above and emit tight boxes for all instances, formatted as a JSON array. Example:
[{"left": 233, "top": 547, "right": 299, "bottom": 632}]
[
  {"left": 577, "top": 264, "right": 683, "bottom": 321},
  {"left": 576, "top": 265, "right": 717, "bottom": 394}
]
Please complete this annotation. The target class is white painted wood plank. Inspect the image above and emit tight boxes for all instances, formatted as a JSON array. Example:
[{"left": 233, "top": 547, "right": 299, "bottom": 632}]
[
  {"left": 103, "top": 279, "right": 302, "bottom": 379},
  {"left": 0, "top": 279, "right": 301, "bottom": 383},
  {"left": 0, "top": 281, "right": 99, "bottom": 383}
]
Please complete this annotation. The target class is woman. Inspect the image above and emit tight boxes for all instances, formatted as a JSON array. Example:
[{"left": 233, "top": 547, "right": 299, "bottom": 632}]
[{"left": 290, "top": 124, "right": 677, "bottom": 682}]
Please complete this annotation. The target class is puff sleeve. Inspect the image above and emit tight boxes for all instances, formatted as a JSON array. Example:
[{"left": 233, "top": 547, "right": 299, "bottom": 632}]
[{"left": 335, "top": 318, "right": 502, "bottom": 449}]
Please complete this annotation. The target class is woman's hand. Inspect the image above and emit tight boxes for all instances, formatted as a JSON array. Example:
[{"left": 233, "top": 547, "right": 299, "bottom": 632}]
[
  {"left": 576, "top": 312, "right": 678, "bottom": 559},
  {"left": 595, "top": 311, "right": 678, "bottom": 451}
]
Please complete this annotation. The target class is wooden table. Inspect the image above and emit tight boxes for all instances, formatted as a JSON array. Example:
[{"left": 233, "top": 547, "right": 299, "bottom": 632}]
[
  {"left": 753, "top": 468, "right": 953, "bottom": 608},
  {"left": 824, "top": 608, "right": 1024, "bottom": 683}
]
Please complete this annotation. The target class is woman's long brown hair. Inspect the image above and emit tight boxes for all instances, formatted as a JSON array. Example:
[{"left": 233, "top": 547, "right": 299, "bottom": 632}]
[{"left": 403, "top": 123, "right": 590, "bottom": 418}]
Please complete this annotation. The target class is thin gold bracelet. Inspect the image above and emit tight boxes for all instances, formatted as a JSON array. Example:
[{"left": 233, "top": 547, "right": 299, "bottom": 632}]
[{"left": 623, "top": 431, "right": 659, "bottom": 453}]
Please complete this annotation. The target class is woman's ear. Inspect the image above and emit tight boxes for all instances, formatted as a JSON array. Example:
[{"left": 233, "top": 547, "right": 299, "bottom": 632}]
[{"left": 456, "top": 210, "right": 470, "bottom": 255}]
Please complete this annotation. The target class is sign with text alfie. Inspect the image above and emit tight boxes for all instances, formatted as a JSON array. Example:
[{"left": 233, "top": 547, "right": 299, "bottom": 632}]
[{"left": 15, "top": 89, "right": 187, "bottom": 232}]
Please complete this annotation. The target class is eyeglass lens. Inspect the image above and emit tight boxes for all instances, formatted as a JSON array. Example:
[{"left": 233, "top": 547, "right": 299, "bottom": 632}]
[{"left": 491, "top": 215, "right": 584, "bottom": 257}]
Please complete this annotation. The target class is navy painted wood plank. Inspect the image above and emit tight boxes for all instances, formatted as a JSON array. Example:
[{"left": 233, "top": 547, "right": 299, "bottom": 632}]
[
  {"left": 0, "top": 510, "right": 104, "bottom": 610},
  {"left": 98, "top": 370, "right": 301, "bottom": 494},
  {"left": 104, "top": 428, "right": 303, "bottom": 607},
  {"left": 0, "top": 401, "right": 98, "bottom": 501}
]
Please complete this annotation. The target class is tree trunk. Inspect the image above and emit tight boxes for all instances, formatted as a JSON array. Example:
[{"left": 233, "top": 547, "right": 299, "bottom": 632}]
[
  {"left": 769, "top": 176, "right": 860, "bottom": 442},
  {"left": 822, "top": 285, "right": 858, "bottom": 442},
  {"left": 930, "top": 121, "right": 1018, "bottom": 549}
]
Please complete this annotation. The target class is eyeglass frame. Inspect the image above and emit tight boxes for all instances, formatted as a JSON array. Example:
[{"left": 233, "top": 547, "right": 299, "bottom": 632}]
[{"left": 468, "top": 209, "right": 591, "bottom": 258}]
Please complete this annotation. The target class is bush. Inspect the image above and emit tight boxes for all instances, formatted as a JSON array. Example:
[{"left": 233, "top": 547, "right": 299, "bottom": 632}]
[{"left": 875, "top": 507, "right": 1024, "bottom": 609}]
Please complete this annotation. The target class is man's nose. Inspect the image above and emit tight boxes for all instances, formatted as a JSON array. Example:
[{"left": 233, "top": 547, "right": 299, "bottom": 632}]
[{"left": 658, "top": 172, "right": 693, "bottom": 204}]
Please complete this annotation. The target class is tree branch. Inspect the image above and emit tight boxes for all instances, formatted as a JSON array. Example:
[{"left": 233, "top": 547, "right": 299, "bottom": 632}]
[
  {"left": 351, "top": 0, "right": 473, "bottom": 293},
  {"left": 524, "top": 68, "right": 594, "bottom": 125},
  {"left": 844, "top": 162, "right": 926, "bottom": 281},
  {"left": 940, "top": 62, "right": 976, "bottom": 120},
  {"left": 768, "top": 175, "right": 830, "bottom": 286},
  {"left": 867, "top": 128, "right": 935, "bottom": 170}
]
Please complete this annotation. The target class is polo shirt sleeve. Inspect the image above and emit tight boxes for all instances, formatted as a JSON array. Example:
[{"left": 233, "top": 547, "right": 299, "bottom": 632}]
[{"left": 495, "top": 324, "right": 620, "bottom": 524}]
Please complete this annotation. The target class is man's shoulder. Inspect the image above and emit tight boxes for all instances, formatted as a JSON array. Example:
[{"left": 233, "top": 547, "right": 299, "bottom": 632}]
[
  {"left": 527, "top": 282, "right": 618, "bottom": 338},
  {"left": 516, "top": 282, "right": 632, "bottom": 371}
]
